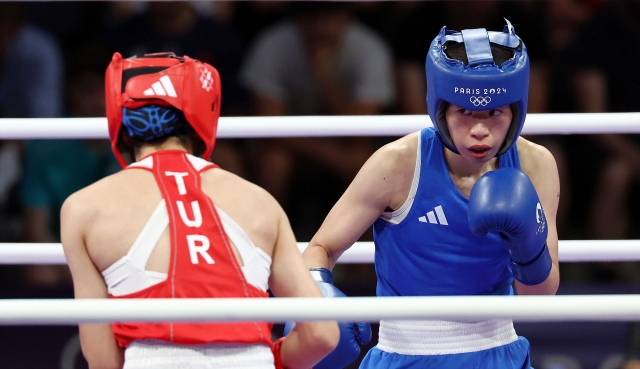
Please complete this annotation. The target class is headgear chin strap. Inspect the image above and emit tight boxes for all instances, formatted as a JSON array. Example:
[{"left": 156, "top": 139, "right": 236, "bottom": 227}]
[
  {"left": 105, "top": 52, "right": 221, "bottom": 167},
  {"left": 426, "top": 19, "right": 530, "bottom": 155}
]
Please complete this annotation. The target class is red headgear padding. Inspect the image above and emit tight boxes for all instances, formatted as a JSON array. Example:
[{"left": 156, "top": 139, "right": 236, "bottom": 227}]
[{"left": 105, "top": 52, "right": 221, "bottom": 167}]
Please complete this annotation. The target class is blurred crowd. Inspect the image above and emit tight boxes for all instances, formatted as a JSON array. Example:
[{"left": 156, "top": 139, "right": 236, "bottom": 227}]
[{"left": 0, "top": 0, "right": 640, "bottom": 288}]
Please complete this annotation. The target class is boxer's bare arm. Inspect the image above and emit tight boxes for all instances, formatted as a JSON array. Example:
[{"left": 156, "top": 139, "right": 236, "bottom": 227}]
[
  {"left": 303, "top": 132, "right": 419, "bottom": 270},
  {"left": 268, "top": 202, "right": 339, "bottom": 369},
  {"left": 202, "top": 169, "right": 339, "bottom": 368},
  {"left": 517, "top": 138, "right": 560, "bottom": 295},
  {"left": 61, "top": 192, "right": 124, "bottom": 369}
]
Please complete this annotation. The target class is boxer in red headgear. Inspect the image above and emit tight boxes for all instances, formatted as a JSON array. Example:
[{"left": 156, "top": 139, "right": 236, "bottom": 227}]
[
  {"left": 104, "top": 52, "right": 220, "bottom": 167},
  {"left": 62, "top": 52, "right": 338, "bottom": 369}
]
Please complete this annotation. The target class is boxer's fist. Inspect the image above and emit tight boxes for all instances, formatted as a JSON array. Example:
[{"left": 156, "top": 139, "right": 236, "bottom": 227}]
[
  {"left": 284, "top": 268, "right": 371, "bottom": 369},
  {"left": 468, "top": 168, "right": 552, "bottom": 285}
]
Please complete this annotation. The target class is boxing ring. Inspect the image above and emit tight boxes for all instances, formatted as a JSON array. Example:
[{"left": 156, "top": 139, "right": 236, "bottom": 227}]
[{"left": 1, "top": 112, "right": 640, "bottom": 325}]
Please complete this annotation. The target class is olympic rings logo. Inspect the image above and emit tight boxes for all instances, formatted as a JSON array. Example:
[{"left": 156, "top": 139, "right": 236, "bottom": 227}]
[{"left": 469, "top": 96, "right": 492, "bottom": 106}]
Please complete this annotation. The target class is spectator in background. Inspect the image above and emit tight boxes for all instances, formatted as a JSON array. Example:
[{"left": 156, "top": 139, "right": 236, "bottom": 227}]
[
  {"left": 20, "top": 45, "right": 120, "bottom": 286},
  {"left": 103, "top": 1, "right": 248, "bottom": 176},
  {"left": 240, "top": 2, "right": 395, "bottom": 239},
  {"left": 0, "top": 2, "right": 64, "bottom": 119},
  {"left": 568, "top": 0, "right": 640, "bottom": 249},
  {"left": 231, "top": 1, "right": 293, "bottom": 44},
  {"left": 242, "top": 2, "right": 394, "bottom": 117},
  {"left": 388, "top": 1, "right": 440, "bottom": 115},
  {"left": 538, "top": 0, "right": 600, "bottom": 246},
  {"left": 0, "top": 2, "right": 63, "bottom": 242}
]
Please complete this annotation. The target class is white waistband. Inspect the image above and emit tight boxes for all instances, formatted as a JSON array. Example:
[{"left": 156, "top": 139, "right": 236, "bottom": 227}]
[
  {"left": 378, "top": 319, "right": 518, "bottom": 355},
  {"left": 124, "top": 339, "right": 275, "bottom": 369}
]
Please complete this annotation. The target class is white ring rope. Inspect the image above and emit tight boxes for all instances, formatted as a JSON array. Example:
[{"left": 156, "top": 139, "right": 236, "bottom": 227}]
[
  {"left": 1, "top": 240, "right": 639, "bottom": 265},
  {"left": 1, "top": 295, "right": 640, "bottom": 325},
  {"left": 1, "top": 112, "right": 640, "bottom": 139},
  {"left": 2, "top": 115, "right": 638, "bottom": 327}
]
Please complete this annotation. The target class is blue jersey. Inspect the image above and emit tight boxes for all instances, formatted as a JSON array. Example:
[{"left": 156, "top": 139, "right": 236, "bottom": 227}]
[{"left": 373, "top": 127, "right": 520, "bottom": 297}]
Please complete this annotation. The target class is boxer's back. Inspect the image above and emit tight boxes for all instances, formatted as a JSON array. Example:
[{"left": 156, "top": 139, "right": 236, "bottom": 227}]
[{"left": 65, "top": 155, "right": 280, "bottom": 275}]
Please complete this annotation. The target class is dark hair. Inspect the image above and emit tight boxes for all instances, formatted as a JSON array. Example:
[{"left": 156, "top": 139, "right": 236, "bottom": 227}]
[{"left": 443, "top": 42, "right": 516, "bottom": 66}]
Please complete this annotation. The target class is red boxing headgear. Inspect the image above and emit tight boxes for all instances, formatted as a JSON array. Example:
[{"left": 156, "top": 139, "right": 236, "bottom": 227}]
[{"left": 105, "top": 52, "right": 221, "bottom": 167}]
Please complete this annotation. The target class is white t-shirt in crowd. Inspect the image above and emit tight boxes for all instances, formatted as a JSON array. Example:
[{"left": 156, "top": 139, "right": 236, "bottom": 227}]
[{"left": 241, "top": 20, "right": 396, "bottom": 115}]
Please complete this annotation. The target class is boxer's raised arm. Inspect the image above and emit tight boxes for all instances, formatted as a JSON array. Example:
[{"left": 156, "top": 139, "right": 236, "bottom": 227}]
[
  {"left": 304, "top": 134, "right": 417, "bottom": 270},
  {"left": 516, "top": 140, "right": 561, "bottom": 295}
]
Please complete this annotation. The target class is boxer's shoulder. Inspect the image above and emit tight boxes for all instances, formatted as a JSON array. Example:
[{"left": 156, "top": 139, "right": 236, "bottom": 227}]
[
  {"left": 377, "top": 132, "right": 419, "bottom": 168},
  {"left": 201, "top": 167, "right": 282, "bottom": 215},
  {"left": 61, "top": 170, "right": 161, "bottom": 232},
  {"left": 516, "top": 137, "right": 556, "bottom": 178}
]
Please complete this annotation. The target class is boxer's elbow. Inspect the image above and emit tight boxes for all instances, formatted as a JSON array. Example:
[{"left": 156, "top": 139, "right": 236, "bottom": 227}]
[
  {"left": 317, "top": 321, "right": 340, "bottom": 355},
  {"left": 282, "top": 322, "right": 340, "bottom": 369},
  {"left": 302, "top": 321, "right": 340, "bottom": 358}
]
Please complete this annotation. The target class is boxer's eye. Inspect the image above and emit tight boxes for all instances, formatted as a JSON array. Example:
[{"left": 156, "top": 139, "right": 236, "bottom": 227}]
[{"left": 489, "top": 109, "right": 502, "bottom": 116}]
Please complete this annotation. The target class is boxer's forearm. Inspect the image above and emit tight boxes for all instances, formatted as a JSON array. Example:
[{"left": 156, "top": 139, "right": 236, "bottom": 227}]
[{"left": 80, "top": 324, "right": 124, "bottom": 369}]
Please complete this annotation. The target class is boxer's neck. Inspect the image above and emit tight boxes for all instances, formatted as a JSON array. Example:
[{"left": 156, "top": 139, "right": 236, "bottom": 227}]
[{"left": 134, "top": 136, "right": 192, "bottom": 162}]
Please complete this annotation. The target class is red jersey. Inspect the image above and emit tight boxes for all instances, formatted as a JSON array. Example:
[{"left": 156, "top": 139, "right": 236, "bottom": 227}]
[{"left": 110, "top": 150, "right": 272, "bottom": 347}]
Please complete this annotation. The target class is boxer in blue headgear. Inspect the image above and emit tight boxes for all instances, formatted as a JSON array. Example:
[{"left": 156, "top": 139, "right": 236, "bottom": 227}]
[
  {"left": 427, "top": 19, "right": 529, "bottom": 156},
  {"left": 299, "top": 20, "right": 560, "bottom": 369}
]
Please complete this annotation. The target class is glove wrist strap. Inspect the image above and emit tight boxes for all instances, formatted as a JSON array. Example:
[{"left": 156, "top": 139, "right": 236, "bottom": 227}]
[
  {"left": 511, "top": 243, "right": 552, "bottom": 286},
  {"left": 310, "top": 267, "right": 334, "bottom": 284}
]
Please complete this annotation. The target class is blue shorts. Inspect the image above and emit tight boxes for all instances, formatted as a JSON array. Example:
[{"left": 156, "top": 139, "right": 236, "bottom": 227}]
[{"left": 359, "top": 337, "right": 532, "bottom": 369}]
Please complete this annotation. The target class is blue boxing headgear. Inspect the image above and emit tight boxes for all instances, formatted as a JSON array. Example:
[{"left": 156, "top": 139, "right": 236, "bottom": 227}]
[
  {"left": 122, "top": 105, "right": 189, "bottom": 142},
  {"left": 426, "top": 19, "right": 530, "bottom": 155}
]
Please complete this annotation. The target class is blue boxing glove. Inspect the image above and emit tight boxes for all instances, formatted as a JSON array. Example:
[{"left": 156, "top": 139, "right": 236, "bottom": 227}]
[
  {"left": 284, "top": 268, "right": 371, "bottom": 369},
  {"left": 468, "top": 168, "right": 552, "bottom": 286}
]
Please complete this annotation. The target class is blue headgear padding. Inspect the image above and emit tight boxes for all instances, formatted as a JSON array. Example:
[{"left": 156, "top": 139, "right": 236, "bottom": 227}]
[
  {"left": 122, "top": 105, "right": 189, "bottom": 142},
  {"left": 426, "top": 19, "right": 530, "bottom": 155}
]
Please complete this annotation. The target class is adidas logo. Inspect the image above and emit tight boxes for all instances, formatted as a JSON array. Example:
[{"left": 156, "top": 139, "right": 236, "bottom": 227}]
[
  {"left": 418, "top": 205, "right": 448, "bottom": 225},
  {"left": 143, "top": 75, "right": 177, "bottom": 98}
]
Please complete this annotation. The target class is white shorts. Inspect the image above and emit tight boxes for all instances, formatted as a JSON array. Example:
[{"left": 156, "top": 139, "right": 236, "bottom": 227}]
[{"left": 123, "top": 339, "right": 275, "bottom": 369}]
